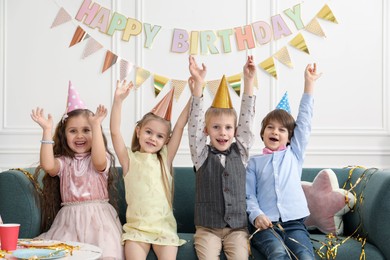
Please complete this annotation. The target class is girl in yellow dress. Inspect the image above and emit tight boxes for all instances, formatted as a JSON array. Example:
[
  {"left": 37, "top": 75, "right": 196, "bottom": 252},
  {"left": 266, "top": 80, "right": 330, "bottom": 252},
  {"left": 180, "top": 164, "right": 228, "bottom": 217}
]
[{"left": 110, "top": 79, "right": 191, "bottom": 260}]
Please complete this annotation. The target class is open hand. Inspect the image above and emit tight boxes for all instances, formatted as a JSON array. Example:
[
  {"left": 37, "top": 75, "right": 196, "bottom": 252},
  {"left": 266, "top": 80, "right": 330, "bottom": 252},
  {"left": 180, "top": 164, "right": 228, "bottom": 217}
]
[
  {"left": 31, "top": 107, "right": 53, "bottom": 131},
  {"left": 189, "top": 56, "right": 207, "bottom": 82},
  {"left": 114, "top": 80, "right": 134, "bottom": 101},
  {"left": 89, "top": 104, "right": 107, "bottom": 126}
]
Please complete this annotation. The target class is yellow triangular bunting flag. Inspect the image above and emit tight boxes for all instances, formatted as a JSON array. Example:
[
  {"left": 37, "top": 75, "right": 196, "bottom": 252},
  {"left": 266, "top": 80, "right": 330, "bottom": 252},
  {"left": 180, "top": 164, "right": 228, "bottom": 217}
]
[
  {"left": 227, "top": 73, "right": 242, "bottom": 97},
  {"left": 135, "top": 67, "right": 151, "bottom": 88},
  {"left": 207, "top": 79, "right": 221, "bottom": 97},
  {"left": 153, "top": 74, "right": 170, "bottom": 97},
  {"left": 259, "top": 57, "right": 277, "bottom": 79},
  {"left": 316, "top": 4, "right": 338, "bottom": 24},
  {"left": 305, "top": 18, "right": 326, "bottom": 37},
  {"left": 289, "top": 33, "right": 310, "bottom": 55},
  {"left": 171, "top": 79, "right": 187, "bottom": 101},
  {"left": 273, "top": 46, "right": 293, "bottom": 68}
]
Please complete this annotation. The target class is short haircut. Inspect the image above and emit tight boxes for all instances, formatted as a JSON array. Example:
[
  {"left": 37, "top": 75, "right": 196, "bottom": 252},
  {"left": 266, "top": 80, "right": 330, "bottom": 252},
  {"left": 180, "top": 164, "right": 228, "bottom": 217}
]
[
  {"left": 260, "top": 109, "right": 296, "bottom": 141},
  {"left": 205, "top": 107, "right": 237, "bottom": 127}
]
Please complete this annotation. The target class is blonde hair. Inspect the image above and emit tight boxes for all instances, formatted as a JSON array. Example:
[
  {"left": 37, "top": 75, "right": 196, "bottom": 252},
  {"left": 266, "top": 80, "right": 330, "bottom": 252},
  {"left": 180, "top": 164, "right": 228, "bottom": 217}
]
[
  {"left": 205, "top": 107, "right": 237, "bottom": 127},
  {"left": 131, "top": 112, "right": 174, "bottom": 208}
]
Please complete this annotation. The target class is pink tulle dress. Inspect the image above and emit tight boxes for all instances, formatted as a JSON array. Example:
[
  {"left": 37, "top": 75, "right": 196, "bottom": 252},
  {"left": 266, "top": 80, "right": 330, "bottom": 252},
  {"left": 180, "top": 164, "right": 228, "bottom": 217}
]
[{"left": 38, "top": 153, "right": 124, "bottom": 260}]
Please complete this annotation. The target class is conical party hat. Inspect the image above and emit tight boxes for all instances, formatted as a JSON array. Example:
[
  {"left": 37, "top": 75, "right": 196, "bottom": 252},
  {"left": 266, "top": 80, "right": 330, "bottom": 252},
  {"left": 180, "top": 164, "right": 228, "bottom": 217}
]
[
  {"left": 211, "top": 75, "right": 233, "bottom": 108},
  {"left": 150, "top": 88, "right": 174, "bottom": 121},
  {"left": 276, "top": 91, "right": 291, "bottom": 113},
  {"left": 65, "top": 81, "right": 86, "bottom": 114}
]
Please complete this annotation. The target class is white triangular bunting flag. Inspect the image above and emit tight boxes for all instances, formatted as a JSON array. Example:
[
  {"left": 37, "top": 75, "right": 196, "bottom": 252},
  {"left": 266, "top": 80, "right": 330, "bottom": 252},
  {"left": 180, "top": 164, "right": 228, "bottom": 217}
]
[
  {"left": 305, "top": 18, "right": 326, "bottom": 37},
  {"left": 171, "top": 79, "right": 187, "bottom": 101},
  {"left": 207, "top": 79, "right": 221, "bottom": 97},
  {"left": 273, "top": 46, "right": 293, "bottom": 68}
]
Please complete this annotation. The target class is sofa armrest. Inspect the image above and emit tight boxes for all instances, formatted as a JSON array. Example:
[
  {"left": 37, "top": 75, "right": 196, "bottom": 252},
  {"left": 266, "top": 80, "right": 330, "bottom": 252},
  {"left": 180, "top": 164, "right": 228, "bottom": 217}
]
[
  {"left": 346, "top": 168, "right": 390, "bottom": 259},
  {"left": 0, "top": 168, "right": 42, "bottom": 238}
]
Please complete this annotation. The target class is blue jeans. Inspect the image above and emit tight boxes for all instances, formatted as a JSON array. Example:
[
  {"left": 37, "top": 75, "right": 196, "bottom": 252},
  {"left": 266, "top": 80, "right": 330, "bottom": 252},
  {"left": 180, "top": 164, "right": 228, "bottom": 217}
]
[{"left": 250, "top": 218, "right": 314, "bottom": 260}]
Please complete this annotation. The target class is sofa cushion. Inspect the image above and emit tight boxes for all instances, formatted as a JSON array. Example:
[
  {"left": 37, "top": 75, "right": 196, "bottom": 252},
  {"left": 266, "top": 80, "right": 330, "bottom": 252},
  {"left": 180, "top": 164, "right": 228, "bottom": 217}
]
[{"left": 302, "top": 169, "right": 356, "bottom": 235}]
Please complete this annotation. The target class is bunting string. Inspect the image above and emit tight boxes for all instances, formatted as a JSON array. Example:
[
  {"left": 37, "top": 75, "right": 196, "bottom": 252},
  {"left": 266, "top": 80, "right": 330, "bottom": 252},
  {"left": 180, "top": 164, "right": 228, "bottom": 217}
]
[{"left": 50, "top": 1, "right": 337, "bottom": 101}]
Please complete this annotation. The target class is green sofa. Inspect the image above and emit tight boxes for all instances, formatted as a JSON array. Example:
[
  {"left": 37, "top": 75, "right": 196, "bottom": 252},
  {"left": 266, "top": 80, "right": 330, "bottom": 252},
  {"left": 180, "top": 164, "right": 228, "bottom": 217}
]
[{"left": 0, "top": 166, "right": 389, "bottom": 259}]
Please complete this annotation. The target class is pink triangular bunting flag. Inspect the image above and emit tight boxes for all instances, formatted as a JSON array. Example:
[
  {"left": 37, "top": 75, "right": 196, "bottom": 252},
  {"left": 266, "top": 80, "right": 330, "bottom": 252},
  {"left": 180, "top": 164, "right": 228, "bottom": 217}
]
[
  {"left": 51, "top": 7, "right": 72, "bottom": 28},
  {"left": 81, "top": 37, "right": 103, "bottom": 59},
  {"left": 119, "top": 60, "right": 134, "bottom": 81}
]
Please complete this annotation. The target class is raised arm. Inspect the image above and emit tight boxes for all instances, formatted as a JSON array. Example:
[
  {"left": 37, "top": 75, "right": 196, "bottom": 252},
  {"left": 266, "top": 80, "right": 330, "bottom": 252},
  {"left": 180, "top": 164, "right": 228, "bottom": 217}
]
[
  {"left": 110, "top": 80, "right": 133, "bottom": 174},
  {"left": 167, "top": 77, "right": 197, "bottom": 166},
  {"left": 30, "top": 107, "right": 60, "bottom": 176},
  {"left": 88, "top": 104, "right": 108, "bottom": 172},
  {"left": 304, "top": 63, "right": 322, "bottom": 94},
  {"left": 243, "top": 55, "right": 256, "bottom": 96},
  {"left": 189, "top": 55, "right": 207, "bottom": 97}
]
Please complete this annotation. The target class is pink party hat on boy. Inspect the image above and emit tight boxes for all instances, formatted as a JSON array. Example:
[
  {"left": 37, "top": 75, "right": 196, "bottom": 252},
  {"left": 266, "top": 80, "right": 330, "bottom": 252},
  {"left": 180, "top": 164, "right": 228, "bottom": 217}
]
[
  {"left": 276, "top": 91, "right": 291, "bottom": 113},
  {"left": 65, "top": 81, "right": 86, "bottom": 114}
]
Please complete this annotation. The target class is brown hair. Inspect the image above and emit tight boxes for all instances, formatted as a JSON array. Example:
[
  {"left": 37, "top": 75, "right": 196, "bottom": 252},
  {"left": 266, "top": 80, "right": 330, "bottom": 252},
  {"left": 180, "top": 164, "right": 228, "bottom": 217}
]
[
  {"left": 260, "top": 109, "right": 296, "bottom": 142},
  {"left": 205, "top": 107, "right": 237, "bottom": 128},
  {"left": 34, "top": 109, "right": 119, "bottom": 232},
  {"left": 131, "top": 112, "right": 174, "bottom": 208}
]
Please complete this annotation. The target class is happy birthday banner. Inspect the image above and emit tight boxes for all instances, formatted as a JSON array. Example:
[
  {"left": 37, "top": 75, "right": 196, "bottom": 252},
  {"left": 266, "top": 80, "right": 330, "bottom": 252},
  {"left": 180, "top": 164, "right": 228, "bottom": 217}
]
[{"left": 51, "top": 0, "right": 338, "bottom": 100}]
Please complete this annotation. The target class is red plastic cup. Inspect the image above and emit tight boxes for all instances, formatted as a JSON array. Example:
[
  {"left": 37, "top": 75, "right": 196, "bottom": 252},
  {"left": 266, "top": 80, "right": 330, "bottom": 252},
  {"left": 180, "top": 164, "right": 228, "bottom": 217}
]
[{"left": 0, "top": 223, "right": 20, "bottom": 251}]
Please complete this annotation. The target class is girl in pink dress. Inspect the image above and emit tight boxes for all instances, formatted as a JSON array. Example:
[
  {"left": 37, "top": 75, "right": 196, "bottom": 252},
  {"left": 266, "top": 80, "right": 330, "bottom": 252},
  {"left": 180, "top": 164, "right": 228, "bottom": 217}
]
[{"left": 30, "top": 82, "right": 124, "bottom": 260}]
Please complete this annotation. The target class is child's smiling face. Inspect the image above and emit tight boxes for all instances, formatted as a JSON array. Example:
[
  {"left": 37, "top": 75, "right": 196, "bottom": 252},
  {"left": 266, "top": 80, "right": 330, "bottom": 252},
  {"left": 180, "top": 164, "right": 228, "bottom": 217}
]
[
  {"left": 136, "top": 119, "right": 170, "bottom": 154},
  {"left": 205, "top": 113, "right": 235, "bottom": 152},
  {"left": 262, "top": 119, "right": 290, "bottom": 151},
  {"left": 65, "top": 114, "right": 93, "bottom": 154}
]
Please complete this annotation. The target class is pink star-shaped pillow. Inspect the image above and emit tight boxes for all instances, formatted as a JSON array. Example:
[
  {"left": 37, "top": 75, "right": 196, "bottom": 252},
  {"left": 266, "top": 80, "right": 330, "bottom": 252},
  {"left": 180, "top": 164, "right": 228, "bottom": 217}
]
[{"left": 302, "top": 169, "right": 356, "bottom": 235}]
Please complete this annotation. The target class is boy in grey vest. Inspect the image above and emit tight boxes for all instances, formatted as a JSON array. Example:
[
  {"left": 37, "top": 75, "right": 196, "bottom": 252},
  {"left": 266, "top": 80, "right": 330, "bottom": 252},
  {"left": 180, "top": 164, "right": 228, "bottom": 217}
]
[{"left": 188, "top": 55, "right": 256, "bottom": 260}]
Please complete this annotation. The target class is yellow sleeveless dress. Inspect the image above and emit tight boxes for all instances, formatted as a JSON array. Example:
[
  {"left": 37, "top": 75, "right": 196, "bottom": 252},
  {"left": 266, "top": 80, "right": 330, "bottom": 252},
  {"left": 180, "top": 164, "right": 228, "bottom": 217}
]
[{"left": 122, "top": 145, "right": 186, "bottom": 246}]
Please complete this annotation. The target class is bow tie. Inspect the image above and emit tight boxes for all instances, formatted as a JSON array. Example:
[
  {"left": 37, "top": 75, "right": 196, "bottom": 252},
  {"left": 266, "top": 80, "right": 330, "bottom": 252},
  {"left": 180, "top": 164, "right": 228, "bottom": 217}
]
[
  {"left": 210, "top": 146, "right": 231, "bottom": 156},
  {"left": 263, "top": 145, "right": 287, "bottom": 154}
]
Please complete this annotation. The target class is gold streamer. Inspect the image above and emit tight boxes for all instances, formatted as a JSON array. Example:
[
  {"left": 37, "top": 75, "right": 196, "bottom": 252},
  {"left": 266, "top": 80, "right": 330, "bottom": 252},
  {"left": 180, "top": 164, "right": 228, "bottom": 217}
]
[
  {"left": 289, "top": 33, "right": 310, "bottom": 54},
  {"left": 259, "top": 57, "right": 277, "bottom": 79},
  {"left": 206, "top": 79, "right": 221, "bottom": 97},
  {"left": 135, "top": 67, "right": 151, "bottom": 88},
  {"left": 171, "top": 79, "right": 187, "bottom": 101},
  {"left": 153, "top": 74, "right": 170, "bottom": 97},
  {"left": 227, "top": 73, "right": 242, "bottom": 97},
  {"left": 317, "top": 4, "right": 338, "bottom": 24},
  {"left": 102, "top": 51, "right": 118, "bottom": 73},
  {"left": 311, "top": 166, "right": 378, "bottom": 260},
  {"left": 305, "top": 18, "right": 326, "bottom": 38},
  {"left": 69, "top": 26, "right": 89, "bottom": 47},
  {"left": 273, "top": 47, "right": 293, "bottom": 68}
]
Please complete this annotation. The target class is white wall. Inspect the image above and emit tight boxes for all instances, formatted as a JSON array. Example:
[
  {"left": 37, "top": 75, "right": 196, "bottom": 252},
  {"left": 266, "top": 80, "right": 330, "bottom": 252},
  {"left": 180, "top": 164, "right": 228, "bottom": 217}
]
[{"left": 0, "top": 0, "right": 389, "bottom": 170}]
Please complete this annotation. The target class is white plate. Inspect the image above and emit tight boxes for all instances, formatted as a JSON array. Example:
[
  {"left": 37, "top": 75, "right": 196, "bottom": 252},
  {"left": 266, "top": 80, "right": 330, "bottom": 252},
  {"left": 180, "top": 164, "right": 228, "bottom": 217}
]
[
  {"left": 12, "top": 248, "right": 66, "bottom": 259},
  {"left": 18, "top": 240, "right": 62, "bottom": 247}
]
